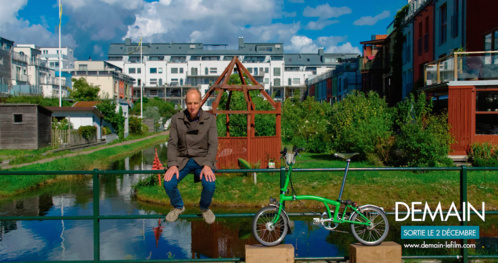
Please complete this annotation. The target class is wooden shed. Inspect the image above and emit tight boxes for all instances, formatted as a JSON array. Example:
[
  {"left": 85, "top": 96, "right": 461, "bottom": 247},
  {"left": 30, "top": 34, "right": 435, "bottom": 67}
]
[
  {"left": 201, "top": 57, "right": 282, "bottom": 169},
  {"left": 0, "top": 104, "right": 52, "bottom": 149},
  {"left": 447, "top": 83, "right": 498, "bottom": 155}
]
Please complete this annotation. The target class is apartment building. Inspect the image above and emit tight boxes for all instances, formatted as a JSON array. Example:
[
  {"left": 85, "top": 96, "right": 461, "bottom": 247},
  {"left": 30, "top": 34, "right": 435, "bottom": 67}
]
[
  {"left": 0, "top": 37, "right": 13, "bottom": 96},
  {"left": 68, "top": 60, "right": 134, "bottom": 101},
  {"left": 12, "top": 44, "right": 68, "bottom": 98},
  {"left": 40, "top": 46, "right": 75, "bottom": 70},
  {"left": 107, "top": 37, "right": 358, "bottom": 109}
]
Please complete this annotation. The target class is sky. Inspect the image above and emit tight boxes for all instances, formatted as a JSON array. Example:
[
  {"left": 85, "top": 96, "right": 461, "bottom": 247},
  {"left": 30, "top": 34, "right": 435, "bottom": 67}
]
[{"left": 0, "top": 0, "right": 407, "bottom": 60}]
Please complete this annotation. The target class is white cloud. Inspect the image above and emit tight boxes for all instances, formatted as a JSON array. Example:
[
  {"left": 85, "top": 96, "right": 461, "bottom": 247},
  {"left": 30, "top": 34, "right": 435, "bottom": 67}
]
[
  {"left": 306, "top": 20, "right": 338, "bottom": 30},
  {"left": 282, "top": 11, "right": 297, "bottom": 18},
  {"left": 326, "top": 42, "right": 361, "bottom": 54},
  {"left": 287, "top": 35, "right": 317, "bottom": 53},
  {"left": 303, "top": 4, "right": 351, "bottom": 19},
  {"left": 0, "top": 0, "right": 77, "bottom": 48},
  {"left": 317, "top": 36, "right": 347, "bottom": 47},
  {"left": 354, "top": 10, "right": 391, "bottom": 26},
  {"left": 123, "top": 0, "right": 286, "bottom": 46}
]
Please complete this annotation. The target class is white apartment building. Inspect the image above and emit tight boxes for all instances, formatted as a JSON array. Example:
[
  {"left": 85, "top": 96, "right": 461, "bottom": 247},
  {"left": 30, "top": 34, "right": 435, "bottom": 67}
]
[
  {"left": 40, "top": 46, "right": 75, "bottom": 70},
  {"left": 13, "top": 44, "right": 68, "bottom": 98},
  {"left": 107, "top": 37, "right": 358, "bottom": 109}
]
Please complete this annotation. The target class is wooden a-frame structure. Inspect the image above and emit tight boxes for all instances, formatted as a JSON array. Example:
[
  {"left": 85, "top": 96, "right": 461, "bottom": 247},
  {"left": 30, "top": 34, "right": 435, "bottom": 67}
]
[{"left": 201, "top": 57, "right": 282, "bottom": 168}]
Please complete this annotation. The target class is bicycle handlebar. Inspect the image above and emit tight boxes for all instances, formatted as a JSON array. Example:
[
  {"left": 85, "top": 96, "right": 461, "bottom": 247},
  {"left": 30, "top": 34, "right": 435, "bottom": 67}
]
[{"left": 280, "top": 147, "right": 305, "bottom": 159}]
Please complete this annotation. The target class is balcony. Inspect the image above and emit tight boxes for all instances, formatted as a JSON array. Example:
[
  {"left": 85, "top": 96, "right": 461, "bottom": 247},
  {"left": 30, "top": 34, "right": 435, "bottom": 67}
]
[{"left": 425, "top": 51, "right": 498, "bottom": 86}]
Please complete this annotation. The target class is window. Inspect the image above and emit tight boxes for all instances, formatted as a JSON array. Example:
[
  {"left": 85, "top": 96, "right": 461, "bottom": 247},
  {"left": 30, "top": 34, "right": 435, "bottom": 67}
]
[
  {"left": 150, "top": 68, "right": 157, "bottom": 74},
  {"left": 293, "top": 78, "right": 300, "bottom": 84},
  {"left": 264, "top": 78, "right": 269, "bottom": 84},
  {"left": 476, "top": 90, "right": 498, "bottom": 134},
  {"left": 150, "top": 78, "right": 157, "bottom": 85},
  {"left": 417, "top": 22, "right": 423, "bottom": 55},
  {"left": 171, "top": 68, "right": 178, "bottom": 74},
  {"left": 159, "top": 78, "right": 163, "bottom": 86},
  {"left": 254, "top": 68, "right": 259, "bottom": 75},
  {"left": 137, "top": 79, "right": 141, "bottom": 86},
  {"left": 191, "top": 67, "right": 198, "bottom": 76},
  {"left": 158, "top": 68, "right": 163, "bottom": 73},
  {"left": 424, "top": 17, "right": 430, "bottom": 52},
  {"left": 273, "top": 78, "right": 281, "bottom": 86},
  {"left": 451, "top": 0, "right": 459, "bottom": 38},
  {"left": 440, "top": 4, "right": 447, "bottom": 45},
  {"left": 288, "top": 78, "right": 292, "bottom": 85},
  {"left": 273, "top": 67, "right": 281, "bottom": 76},
  {"left": 13, "top": 114, "right": 22, "bottom": 123},
  {"left": 248, "top": 67, "right": 253, "bottom": 73},
  {"left": 180, "top": 68, "right": 184, "bottom": 74},
  {"left": 210, "top": 68, "right": 217, "bottom": 74},
  {"left": 205, "top": 67, "right": 208, "bottom": 75},
  {"left": 137, "top": 68, "right": 141, "bottom": 74},
  {"left": 79, "top": 64, "right": 88, "bottom": 71},
  {"left": 265, "top": 67, "right": 269, "bottom": 73},
  {"left": 128, "top": 68, "right": 136, "bottom": 74}
]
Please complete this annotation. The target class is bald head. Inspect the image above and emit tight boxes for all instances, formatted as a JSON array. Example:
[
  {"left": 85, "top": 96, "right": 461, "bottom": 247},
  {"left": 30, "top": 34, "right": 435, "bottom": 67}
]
[{"left": 185, "top": 89, "right": 202, "bottom": 119}]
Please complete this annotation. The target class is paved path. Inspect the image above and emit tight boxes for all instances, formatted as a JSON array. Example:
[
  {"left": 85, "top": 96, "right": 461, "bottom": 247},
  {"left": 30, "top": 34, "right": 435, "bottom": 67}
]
[{"left": 2, "top": 131, "right": 169, "bottom": 170}]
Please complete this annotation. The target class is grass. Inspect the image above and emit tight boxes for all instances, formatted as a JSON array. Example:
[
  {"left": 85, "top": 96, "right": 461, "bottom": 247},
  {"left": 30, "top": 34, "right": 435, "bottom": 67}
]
[
  {"left": 135, "top": 153, "right": 498, "bottom": 211},
  {"left": 2, "top": 132, "right": 162, "bottom": 166},
  {"left": 0, "top": 134, "right": 168, "bottom": 197}
]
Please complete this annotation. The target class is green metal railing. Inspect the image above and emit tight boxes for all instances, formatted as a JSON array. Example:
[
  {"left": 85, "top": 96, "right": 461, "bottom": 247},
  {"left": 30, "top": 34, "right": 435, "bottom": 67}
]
[{"left": 1, "top": 166, "right": 498, "bottom": 263}]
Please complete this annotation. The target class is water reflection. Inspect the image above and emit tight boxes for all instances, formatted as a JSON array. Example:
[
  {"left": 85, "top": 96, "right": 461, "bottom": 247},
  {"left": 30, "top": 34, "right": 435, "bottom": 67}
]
[{"left": 1, "top": 143, "right": 497, "bottom": 260}]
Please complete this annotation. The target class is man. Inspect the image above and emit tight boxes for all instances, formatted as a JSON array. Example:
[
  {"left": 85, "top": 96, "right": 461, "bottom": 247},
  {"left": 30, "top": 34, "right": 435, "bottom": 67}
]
[{"left": 163, "top": 89, "right": 218, "bottom": 224}]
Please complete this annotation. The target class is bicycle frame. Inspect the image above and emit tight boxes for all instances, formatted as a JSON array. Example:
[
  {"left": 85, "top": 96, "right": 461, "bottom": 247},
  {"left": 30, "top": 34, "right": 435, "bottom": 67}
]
[{"left": 273, "top": 157, "right": 371, "bottom": 227}]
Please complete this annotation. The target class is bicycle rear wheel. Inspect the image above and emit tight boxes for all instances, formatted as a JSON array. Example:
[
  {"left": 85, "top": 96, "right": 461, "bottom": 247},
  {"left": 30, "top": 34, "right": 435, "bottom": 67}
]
[
  {"left": 252, "top": 206, "right": 288, "bottom": 246},
  {"left": 350, "top": 206, "right": 389, "bottom": 246}
]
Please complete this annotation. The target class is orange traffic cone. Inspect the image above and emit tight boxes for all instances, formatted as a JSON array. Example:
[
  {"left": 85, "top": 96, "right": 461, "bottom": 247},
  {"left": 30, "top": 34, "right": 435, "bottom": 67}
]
[{"left": 152, "top": 148, "right": 164, "bottom": 186}]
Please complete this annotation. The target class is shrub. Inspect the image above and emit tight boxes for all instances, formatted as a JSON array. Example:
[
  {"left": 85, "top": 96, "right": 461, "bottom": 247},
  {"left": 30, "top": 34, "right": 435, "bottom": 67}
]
[
  {"left": 469, "top": 142, "right": 498, "bottom": 167},
  {"left": 282, "top": 95, "right": 332, "bottom": 153},
  {"left": 102, "top": 126, "right": 112, "bottom": 135},
  {"left": 328, "top": 91, "right": 394, "bottom": 159},
  {"left": 390, "top": 93, "right": 454, "bottom": 167},
  {"left": 129, "top": 116, "right": 144, "bottom": 135},
  {"left": 78, "top": 126, "right": 97, "bottom": 141}
]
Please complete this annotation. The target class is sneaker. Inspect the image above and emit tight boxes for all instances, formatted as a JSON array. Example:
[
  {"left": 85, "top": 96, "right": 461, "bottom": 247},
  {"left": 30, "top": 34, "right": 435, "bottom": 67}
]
[
  {"left": 201, "top": 209, "right": 216, "bottom": 224},
  {"left": 165, "top": 207, "right": 185, "bottom": 222}
]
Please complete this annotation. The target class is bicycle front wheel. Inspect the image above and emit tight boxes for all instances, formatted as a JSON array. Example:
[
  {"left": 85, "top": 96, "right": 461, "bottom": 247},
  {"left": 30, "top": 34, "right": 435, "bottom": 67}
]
[
  {"left": 252, "top": 206, "right": 288, "bottom": 246},
  {"left": 350, "top": 206, "right": 389, "bottom": 246}
]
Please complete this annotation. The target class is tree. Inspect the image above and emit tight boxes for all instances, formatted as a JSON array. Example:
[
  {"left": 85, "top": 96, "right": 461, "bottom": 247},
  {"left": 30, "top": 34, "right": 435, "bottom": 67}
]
[
  {"left": 96, "top": 99, "right": 125, "bottom": 139},
  {"left": 71, "top": 78, "right": 100, "bottom": 101},
  {"left": 130, "top": 97, "right": 177, "bottom": 125}
]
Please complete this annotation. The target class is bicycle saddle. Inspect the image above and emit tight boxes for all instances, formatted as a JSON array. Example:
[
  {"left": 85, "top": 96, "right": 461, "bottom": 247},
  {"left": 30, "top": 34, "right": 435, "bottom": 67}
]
[{"left": 334, "top": 153, "right": 359, "bottom": 160}]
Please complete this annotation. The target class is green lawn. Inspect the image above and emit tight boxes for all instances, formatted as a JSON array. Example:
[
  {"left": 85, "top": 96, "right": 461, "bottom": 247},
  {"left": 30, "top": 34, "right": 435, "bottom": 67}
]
[
  {"left": 135, "top": 153, "right": 498, "bottom": 211},
  {"left": 0, "top": 134, "right": 168, "bottom": 197}
]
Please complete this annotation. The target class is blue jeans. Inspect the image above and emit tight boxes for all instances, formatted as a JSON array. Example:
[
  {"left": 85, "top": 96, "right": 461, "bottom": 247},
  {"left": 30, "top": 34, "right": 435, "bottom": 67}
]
[{"left": 163, "top": 158, "right": 216, "bottom": 210}]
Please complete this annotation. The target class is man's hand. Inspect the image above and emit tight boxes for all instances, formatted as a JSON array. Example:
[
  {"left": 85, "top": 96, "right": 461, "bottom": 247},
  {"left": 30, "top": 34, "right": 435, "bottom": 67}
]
[
  {"left": 164, "top": 166, "right": 179, "bottom": 182},
  {"left": 200, "top": 166, "right": 216, "bottom": 182}
]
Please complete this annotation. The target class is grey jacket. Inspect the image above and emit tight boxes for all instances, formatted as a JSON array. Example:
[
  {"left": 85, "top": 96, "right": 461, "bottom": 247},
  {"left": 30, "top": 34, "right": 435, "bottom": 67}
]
[{"left": 167, "top": 109, "right": 218, "bottom": 171}]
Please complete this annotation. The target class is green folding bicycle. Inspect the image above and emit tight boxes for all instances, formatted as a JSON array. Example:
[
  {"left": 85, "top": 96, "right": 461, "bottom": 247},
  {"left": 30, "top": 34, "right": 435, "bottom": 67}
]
[{"left": 252, "top": 147, "right": 389, "bottom": 246}]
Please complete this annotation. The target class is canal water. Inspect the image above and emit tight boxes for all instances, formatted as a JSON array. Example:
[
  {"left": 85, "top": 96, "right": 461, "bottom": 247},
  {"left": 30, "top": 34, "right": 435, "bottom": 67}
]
[{"left": 0, "top": 144, "right": 496, "bottom": 261}]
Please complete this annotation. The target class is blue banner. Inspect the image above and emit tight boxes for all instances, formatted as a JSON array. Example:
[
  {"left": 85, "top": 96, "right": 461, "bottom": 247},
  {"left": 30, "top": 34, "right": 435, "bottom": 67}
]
[{"left": 401, "top": 226, "right": 479, "bottom": 239}]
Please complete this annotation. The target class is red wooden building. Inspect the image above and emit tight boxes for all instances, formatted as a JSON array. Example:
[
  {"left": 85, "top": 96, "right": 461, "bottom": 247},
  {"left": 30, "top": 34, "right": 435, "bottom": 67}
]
[{"left": 201, "top": 57, "right": 282, "bottom": 168}]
